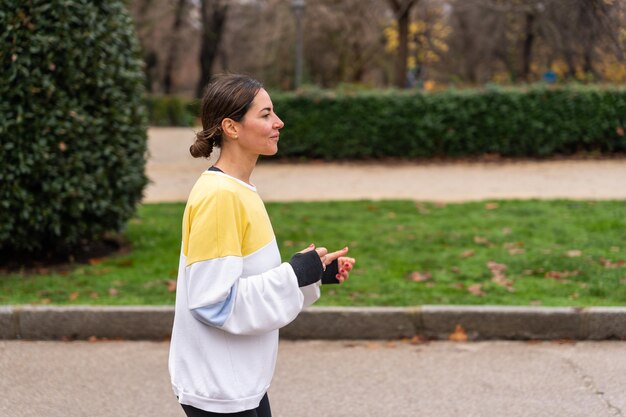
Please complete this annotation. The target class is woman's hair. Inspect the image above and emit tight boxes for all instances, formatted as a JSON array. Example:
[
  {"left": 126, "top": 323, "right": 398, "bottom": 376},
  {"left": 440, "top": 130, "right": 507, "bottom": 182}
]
[{"left": 190, "top": 74, "right": 263, "bottom": 158}]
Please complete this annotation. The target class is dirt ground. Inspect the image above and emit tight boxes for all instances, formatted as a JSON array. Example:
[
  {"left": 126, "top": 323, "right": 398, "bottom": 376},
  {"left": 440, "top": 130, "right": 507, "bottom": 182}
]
[{"left": 145, "top": 127, "right": 626, "bottom": 203}]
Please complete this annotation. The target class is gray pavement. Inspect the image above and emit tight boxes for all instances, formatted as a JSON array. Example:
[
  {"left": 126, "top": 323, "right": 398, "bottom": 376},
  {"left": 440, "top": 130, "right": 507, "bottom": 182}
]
[
  {"left": 145, "top": 127, "right": 626, "bottom": 203},
  {"left": 2, "top": 340, "right": 626, "bottom": 417}
]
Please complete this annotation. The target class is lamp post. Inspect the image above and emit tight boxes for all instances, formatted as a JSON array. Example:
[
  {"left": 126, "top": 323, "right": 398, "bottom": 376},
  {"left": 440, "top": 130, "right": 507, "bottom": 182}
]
[{"left": 291, "top": 0, "right": 306, "bottom": 89}]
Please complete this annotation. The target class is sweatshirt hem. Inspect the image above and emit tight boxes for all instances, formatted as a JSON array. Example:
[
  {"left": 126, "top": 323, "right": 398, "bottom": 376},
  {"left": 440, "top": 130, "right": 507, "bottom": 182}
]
[{"left": 173, "top": 384, "right": 268, "bottom": 414}]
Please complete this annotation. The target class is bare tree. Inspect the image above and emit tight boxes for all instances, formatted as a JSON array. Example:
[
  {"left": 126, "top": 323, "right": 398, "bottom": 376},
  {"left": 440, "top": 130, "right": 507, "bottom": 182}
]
[
  {"left": 163, "top": 0, "right": 188, "bottom": 94},
  {"left": 196, "top": 0, "right": 228, "bottom": 98},
  {"left": 387, "top": 0, "right": 420, "bottom": 88}
]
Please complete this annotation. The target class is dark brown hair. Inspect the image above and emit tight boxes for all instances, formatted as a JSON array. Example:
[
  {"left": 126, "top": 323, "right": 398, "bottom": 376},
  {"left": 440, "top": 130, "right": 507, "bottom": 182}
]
[{"left": 190, "top": 74, "right": 263, "bottom": 158}]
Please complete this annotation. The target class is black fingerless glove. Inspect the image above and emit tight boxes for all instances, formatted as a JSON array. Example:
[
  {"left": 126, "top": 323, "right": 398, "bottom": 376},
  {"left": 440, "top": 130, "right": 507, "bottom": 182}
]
[
  {"left": 289, "top": 251, "right": 324, "bottom": 287},
  {"left": 321, "top": 259, "right": 340, "bottom": 284}
]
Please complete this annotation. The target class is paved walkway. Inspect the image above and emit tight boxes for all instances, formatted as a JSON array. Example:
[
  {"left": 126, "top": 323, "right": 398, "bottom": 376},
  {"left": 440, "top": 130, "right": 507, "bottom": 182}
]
[
  {"left": 2, "top": 340, "right": 625, "bottom": 417},
  {"left": 145, "top": 127, "right": 626, "bottom": 203}
]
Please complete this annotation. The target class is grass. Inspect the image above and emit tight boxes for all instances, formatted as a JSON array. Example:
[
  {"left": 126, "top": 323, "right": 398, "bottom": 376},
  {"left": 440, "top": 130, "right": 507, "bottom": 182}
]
[{"left": 1, "top": 200, "right": 625, "bottom": 307}]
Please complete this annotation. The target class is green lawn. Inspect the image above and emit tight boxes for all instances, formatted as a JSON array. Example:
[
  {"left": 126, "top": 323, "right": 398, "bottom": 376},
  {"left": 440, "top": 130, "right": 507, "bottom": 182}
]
[{"left": 1, "top": 200, "right": 625, "bottom": 307}]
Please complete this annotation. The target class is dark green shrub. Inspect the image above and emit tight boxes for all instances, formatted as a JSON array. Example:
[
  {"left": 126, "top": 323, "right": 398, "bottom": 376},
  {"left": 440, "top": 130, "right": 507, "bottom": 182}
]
[
  {"left": 145, "top": 95, "right": 197, "bottom": 127},
  {"left": 145, "top": 85, "right": 626, "bottom": 160},
  {"left": 0, "top": 1, "right": 148, "bottom": 257}
]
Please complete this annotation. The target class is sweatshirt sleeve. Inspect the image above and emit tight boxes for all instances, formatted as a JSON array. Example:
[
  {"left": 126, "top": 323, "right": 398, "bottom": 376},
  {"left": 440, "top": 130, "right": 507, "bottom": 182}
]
[{"left": 183, "top": 186, "right": 313, "bottom": 335}]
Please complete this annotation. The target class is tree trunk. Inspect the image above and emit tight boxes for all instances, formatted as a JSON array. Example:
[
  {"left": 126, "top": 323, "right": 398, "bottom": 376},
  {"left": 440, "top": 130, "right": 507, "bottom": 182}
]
[
  {"left": 388, "top": 0, "right": 418, "bottom": 89},
  {"left": 521, "top": 12, "right": 535, "bottom": 82},
  {"left": 163, "top": 0, "right": 188, "bottom": 94},
  {"left": 196, "top": 0, "right": 228, "bottom": 98}
]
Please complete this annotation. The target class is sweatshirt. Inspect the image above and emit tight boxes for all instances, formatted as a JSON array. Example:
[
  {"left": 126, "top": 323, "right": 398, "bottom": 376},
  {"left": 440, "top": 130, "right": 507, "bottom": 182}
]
[{"left": 168, "top": 169, "right": 321, "bottom": 413}]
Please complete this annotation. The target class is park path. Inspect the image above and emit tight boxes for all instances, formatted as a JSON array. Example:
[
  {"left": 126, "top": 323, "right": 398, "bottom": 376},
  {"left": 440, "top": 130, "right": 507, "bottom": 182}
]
[
  {"left": 2, "top": 340, "right": 626, "bottom": 417},
  {"left": 145, "top": 127, "right": 626, "bottom": 203}
]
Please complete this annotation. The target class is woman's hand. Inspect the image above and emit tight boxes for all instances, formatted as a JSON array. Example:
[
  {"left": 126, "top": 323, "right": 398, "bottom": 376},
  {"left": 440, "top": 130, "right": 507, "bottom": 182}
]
[{"left": 298, "top": 245, "right": 356, "bottom": 284}]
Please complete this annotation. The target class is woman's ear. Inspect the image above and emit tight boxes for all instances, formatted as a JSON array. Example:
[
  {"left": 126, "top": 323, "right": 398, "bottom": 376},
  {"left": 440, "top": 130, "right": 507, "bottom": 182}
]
[{"left": 221, "top": 118, "right": 239, "bottom": 140}]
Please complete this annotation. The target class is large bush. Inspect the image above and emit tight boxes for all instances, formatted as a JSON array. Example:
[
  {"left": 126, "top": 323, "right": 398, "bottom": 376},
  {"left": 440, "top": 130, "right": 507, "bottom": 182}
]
[
  {"left": 147, "top": 85, "right": 626, "bottom": 159},
  {"left": 0, "top": 1, "right": 148, "bottom": 257}
]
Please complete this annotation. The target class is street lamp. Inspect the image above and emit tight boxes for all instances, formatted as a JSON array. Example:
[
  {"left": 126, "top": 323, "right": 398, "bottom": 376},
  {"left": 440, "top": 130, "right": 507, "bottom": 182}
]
[{"left": 291, "top": 0, "right": 306, "bottom": 89}]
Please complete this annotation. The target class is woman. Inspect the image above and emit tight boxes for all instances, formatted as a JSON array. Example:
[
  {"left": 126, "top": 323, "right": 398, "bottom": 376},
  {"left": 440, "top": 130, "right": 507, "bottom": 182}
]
[{"left": 168, "top": 74, "right": 356, "bottom": 417}]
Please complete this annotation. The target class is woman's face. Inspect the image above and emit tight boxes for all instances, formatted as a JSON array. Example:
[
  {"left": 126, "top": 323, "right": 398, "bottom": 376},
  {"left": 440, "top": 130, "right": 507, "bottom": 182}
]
[{"left": 235, "top": 88, "right": 284, "bottom": 157}]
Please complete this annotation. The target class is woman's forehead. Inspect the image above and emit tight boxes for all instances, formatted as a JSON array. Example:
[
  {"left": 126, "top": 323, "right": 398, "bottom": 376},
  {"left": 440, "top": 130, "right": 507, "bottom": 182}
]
[{"left": 251, "top": 88, "right": 272, "bottom": 109}]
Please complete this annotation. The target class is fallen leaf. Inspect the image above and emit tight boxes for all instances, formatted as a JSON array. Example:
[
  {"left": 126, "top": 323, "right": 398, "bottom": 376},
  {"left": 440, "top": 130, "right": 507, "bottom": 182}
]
[
  {"left": 485, "top": 202, "right": 499, "bottom": 210},
  {"left": 467, "top": 283, "right": 485, "bottom": 296},
  {"left": 599, "top": 258, "right": 626, "bottom": 268},
  {"left": 166, "top": 280, "right": 177, "bottom": 292},
  {"left": 366, "top": 342, "right": 380, "bottom": 349},
  {"left": 69, "top": 292, "right": 79, "bottom": 301},
  {"left": 409, "top": 335, "right": 428, "bottom": 345},
  {"left": 487, "top": 261, "right": 514, "bottom": 290},
  {"left": 530, "top": 300, "right": 542, "bottom": 306},
  {"left": 501, "top": 227, "right": 512, "bottom": 236},
  {"left": 504, "top": 242, "right": 525, "bottom": 256},
  {"left": 460, "top": 250, "right": 475, "bottom": 258},
  {"left": 385, "top": 341, "right": 397, "bottom": 348},
  {"left": 89, "top": 292, "right": 99, "bottom": 299},
  {"left": 40, "top": 298, "right": 51, "bottom": 304},
  {"left": 409, "top": 271, "right": 432, "bottom": 282},
  {"left": 566, "top": 250, "right": 582, "bottom": 257},
  {"left": 451, "top": 266, "right": 461, "bottom": 273},
  {"left": 545, "top": 270, "right": 580, "bottom": 280},
  {"left": 108, "top": 288, "right": 119, "bottom": 296},
  {"left": 415, "top": 203, "right": 430, "bottom": 214},
  {"left": 473, "top": 236, "right": 490, "bottom": 245},
  {"left": 569, "top": 292, "right": 579, "bottom": 300},
  {"left": 448, "top": 324, "right": 468, "bottom": 342},
  {"left": 88, "top": 258, "right": 104, "bottom": 266},
  {"left": 617, "top": 126, "right": 625, "bottom": 136},
  {"left": 117, "top": 259, "right": 134, "bottom": 267}
]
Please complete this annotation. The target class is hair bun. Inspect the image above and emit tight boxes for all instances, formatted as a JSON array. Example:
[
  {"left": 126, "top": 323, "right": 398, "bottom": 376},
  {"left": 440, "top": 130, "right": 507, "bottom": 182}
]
[{"left": 190, "top": 130, "right": 214, "bottom": 158}]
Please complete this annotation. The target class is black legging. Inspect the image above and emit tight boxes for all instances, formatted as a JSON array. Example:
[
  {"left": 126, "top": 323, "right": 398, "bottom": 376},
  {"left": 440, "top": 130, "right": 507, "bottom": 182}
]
[{"left": 181, "top": 393, "right": 271, "bottom": 417}]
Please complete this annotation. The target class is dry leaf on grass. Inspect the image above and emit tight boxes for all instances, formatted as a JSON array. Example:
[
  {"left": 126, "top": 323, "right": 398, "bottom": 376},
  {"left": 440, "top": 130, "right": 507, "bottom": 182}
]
[
  {"left": 487, "top": 261, "right": 514, "bottom": 291},
  {"left": 566, "top": 250, "right": 582, "bottom": 257},
  {"left": 108, "top": 288, "right": 119, "bottom": 296},
  {"left": 485, "top": 202, "right": 499, "bottom": 210},
  {"left": 473, "top": 236, "right": 490, "bottom": 245},
  {"left": 545, "top": 270, "right": 580, "bottom": 280},
  {"left": 165, "top": 280, "right": 177, "bottom": 292},
  {"left": 467, "top": 283, "right": 485, "bottom": 296},
  {"left": 409, "top": 271, "right": 432, "bottom": 282},
  {"left": 460, "top": 250, "right": 475, "bottom": 258},
  {"left": 68, "top": 292, "right": 79, "bottom": 301},
  {"left": 599, "top": 258, "right": 626, "bottom": 268}
]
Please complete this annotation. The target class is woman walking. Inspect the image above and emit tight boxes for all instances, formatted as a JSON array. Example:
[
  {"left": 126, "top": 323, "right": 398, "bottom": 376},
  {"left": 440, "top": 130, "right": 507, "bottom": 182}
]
[{"left": 168, "top": 74, "right": 355, "bottom": 417}]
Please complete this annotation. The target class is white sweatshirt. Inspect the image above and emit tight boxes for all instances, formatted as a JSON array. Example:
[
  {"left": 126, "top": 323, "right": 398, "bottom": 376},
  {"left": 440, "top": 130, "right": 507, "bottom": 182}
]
[{"left": 168, "top": 170, "right": 320, "bottom": 413}]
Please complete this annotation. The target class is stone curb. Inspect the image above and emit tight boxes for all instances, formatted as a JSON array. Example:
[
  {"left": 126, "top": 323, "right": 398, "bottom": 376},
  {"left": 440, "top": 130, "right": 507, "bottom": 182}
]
[{"left": 1, "top": 305, "right": 625, "bottom": 341}]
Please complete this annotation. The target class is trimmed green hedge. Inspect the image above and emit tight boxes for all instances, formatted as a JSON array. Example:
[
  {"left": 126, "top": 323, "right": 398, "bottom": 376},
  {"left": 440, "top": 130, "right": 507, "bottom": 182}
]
[
  {"left": 147, "top": 85, "right": 626, "bottom": 159},
  {"left": 0, "top": 1, "right": 148, "bottom": 256}
]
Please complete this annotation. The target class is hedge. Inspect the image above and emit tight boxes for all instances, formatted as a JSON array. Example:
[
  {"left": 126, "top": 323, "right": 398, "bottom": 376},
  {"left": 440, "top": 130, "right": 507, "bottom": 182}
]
[
  {"left": 0, "top": 1, "right": 148, "bottom": 257},
  {"left": 147, "top": 85, "right": 626, "bottom": 159}
]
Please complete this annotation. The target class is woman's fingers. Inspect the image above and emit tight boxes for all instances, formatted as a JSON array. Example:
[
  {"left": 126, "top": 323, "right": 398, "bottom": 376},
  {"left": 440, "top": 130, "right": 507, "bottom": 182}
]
[
  {"left": 336, "top": 256, "right": 356, "bottom": 283},
  {"left": 325, "top": 247, "right": 349, "bottom": 264}
]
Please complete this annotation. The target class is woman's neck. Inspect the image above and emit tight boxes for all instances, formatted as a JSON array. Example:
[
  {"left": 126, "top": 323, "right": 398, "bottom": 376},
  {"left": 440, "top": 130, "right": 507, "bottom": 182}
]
[{"left": 213, "top": 150, "right": 258, "bottom": 185}]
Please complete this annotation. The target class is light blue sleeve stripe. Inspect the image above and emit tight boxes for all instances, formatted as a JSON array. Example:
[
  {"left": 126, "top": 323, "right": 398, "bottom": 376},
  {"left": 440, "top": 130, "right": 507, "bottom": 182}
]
[{"left": 191, "top": 281, "right": 237, "bottom": 327}]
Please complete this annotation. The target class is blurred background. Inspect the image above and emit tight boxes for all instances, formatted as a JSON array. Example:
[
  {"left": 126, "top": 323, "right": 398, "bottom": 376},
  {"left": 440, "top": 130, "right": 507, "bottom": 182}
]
[{"left": 129, "top": 0, "right": 626, "bottom": 96}]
